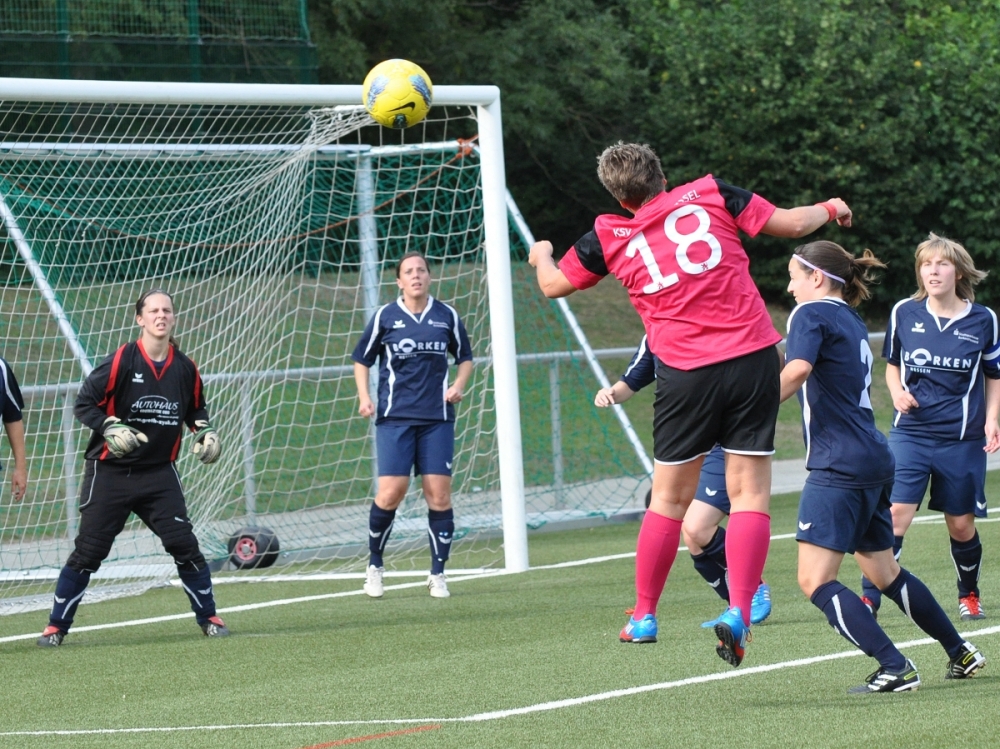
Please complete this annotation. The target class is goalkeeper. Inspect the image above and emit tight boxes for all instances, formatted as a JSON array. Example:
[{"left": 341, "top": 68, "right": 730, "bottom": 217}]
[{"left": 37, "top": 289, "right": 228, "bottom": 647}]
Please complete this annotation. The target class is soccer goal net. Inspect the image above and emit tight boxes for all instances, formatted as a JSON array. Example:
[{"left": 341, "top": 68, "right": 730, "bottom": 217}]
[{"left": 0, "top": 79, "right": 651, "bottom": 615}]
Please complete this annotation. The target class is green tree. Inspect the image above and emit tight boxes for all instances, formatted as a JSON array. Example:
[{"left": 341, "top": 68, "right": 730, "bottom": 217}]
[{"left": 309, "top": 0, "right": 1000, "bottom": 307}]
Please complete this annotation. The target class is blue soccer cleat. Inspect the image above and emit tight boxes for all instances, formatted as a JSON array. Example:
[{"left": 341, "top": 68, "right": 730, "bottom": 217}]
[
  {"left": 714, "top": 607, "right": 751, "bottom": 667},
  {"left": 620, "top": 613, "right": 658, "bottom": 643},
  {"left": 750, "top": 582, "right": 772, "bottom": 625},
  {"left": 701, "top": 611, "right": 723, "bottom": 629},
  {"left": 702, "top": 583, "right": 772, "bottom": 629}
]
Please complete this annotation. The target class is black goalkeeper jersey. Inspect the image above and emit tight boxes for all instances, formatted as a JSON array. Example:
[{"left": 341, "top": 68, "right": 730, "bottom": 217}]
[{"left": 75, "top": 339, "right": 210, "bottom": 465}]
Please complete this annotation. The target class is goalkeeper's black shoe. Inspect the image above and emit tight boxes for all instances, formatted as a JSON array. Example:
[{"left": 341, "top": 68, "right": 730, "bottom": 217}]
[
  {"left": 200, "top": 615, "right": 230, "bottom": 637},
  {"left": 37, "top": 625, "right": 66, "bottom": 647}
]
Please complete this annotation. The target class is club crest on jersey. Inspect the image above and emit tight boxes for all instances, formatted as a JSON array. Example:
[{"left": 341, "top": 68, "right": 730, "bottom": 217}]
[
  {"left": 392, "top": 320, "right": 406, "bottom": 329},
  {"left": 911, "top": 322, "right": 925, "bottom": 333},
  {"left": 612, "top": 227, "right": 632, "bottom": 238}
]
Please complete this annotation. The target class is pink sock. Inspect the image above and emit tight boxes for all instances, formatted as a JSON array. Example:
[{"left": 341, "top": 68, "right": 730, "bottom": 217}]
[
  {"left": 725, "top": 511, "right": 771, "bottom": 626},
  {"left": 633, "top": 511, "right": 683, "bottom": 618}
]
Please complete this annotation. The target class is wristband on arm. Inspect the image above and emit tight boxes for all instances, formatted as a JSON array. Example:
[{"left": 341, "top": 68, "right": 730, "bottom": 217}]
[{"left": 816, "top": 202, "right": 838, "bottom": 222}]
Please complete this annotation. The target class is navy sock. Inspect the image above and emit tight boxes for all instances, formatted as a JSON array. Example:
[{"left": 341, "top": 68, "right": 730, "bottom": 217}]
[
  {"left": 428, "top": 508, "right": 454, "bottom": 575},
  {"left": 48, "top": 566, "right": 91, "bottom": 632},
  {"left": 690, "top": 527, "right": 729, "bottom": 601},
  {"left": 860, "top": 535, "right": 903, "bottom": 609},
  {"left": 883, "top": 567, "right": 964, "bottom": 659},
  {"left": 810, "top": 580, "right": 906, "bottom": 671},
  {"left": 950, "top": 532, "right": 982, "bottom": 598},
  {"left": 368, "top": 504, "right": 396, "bottom": 568},
  {"left": 178, "top": 566, "right": 217, "bottom": 624}
]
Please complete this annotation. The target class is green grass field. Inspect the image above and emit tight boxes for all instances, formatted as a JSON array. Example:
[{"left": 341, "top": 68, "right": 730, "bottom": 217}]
[{"left": 1, "top": 472, "right": 998, "bottom": 749}]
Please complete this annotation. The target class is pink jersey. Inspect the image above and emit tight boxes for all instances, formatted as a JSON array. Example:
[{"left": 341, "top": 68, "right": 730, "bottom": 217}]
[{"left": 559, "top": 175, "right": 782, "bottom": 370}]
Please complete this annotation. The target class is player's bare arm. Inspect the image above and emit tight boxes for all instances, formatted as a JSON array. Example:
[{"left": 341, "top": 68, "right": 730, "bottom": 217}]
[
  {"left": 353, "top": 362, "right": 375, "bottom": 417},
  {"left": 885, "top": 363, "right": 919, "bottom": 413},
  {"left": 594, "top": 381, "right": 635, "bottom": 407},
  {"left": 779, "top": 358, "right": 813, "bottom": 402},
  {"left": 762, "top": 198, "right": 853, "bottom": 238},
  {"left": 529, "top": 240, "right": 578, "bottom": 298},
  {"left": 445, "top": 360, "right": 474, "bottom": 404},
  {"left": 4, "top": 419, "right": 26, "bottom": 502},
  {"left": 985, "top": 377, "right": 1000, "bottom": 453}
]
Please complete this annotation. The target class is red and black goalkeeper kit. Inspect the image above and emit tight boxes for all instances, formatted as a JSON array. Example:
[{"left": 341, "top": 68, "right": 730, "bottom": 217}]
[
  {"left": 77, "top": 339, "right": 210, "bottom": 464},
  {"left": 37, "top": 337, "right": 229, "bottom": 646}
]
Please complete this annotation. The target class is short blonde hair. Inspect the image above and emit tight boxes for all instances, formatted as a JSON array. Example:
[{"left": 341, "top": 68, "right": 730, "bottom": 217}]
[
  {"left": 911, "top": 232, "right": 987, "bottom": 303},
  {"left": 596, "top": 142, "right": 665, "bottom": 208}
]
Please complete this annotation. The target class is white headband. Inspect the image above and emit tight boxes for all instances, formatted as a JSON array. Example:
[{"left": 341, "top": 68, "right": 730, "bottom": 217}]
[{"left": 794, "top": 254, "right": 846, "bottom": 285}]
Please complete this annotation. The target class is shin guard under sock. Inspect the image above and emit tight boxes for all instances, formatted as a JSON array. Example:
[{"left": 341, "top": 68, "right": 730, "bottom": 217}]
[
  {"left": 48, "top": 566, "right": 91, "bottom": 632},
  {"left": 726, "top": 511, "right": 770, "bottom": 626},
  {"left": 368, "top": 504, "right": 396, "bottom": 568},
  {"left": 811, "top": 580, "right": 906, "bottom": 671},
  {"left": 633, "top": 512, "right": 682, "bottom": 619},
  {"left": 428, "top": 508, "right": 454, "bottom": 575},
  {"left": 883, "top": 567, "right": 964, "bottom": 658},
  {"left": 861, "top": 535, "right": 903, "bottom": 610},
  {"left": 690, "top": 527, "right": 729, "bottom": 601},
  {"left": 178, "top": 565, "right": 217, "bottom": 624},
  {"left": 950, "top": 531, "right": 982, "bottom": 598}
]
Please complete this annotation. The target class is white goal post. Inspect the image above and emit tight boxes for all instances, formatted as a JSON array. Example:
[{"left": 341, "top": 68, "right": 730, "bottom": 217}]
[
  {"left": 0, "top": 77, "right": 543, "bottom": 613},
  {"left": 0, "top": 75, "right": 659, "bottom": 616}
]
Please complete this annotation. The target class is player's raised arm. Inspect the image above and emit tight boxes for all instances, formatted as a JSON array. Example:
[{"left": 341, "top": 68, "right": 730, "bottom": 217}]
[
  {"left": 761, "top": 198, "right": 853, "bottom": 238},
  {"left": 529, "top": 240, "right": 578, "bottom": 298}
]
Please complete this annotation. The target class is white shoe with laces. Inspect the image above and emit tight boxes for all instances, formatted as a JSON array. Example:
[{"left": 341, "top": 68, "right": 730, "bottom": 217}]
[
  {"left": 364, "top": 565, "right": 384, "bottom": 598},
  {"left": 427, "top": 573, "right": 450, "bottom": 598}
]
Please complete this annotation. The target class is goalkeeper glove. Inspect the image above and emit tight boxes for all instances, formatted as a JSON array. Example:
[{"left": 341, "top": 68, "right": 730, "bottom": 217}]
[
  {"left": 192, "top": 419, "right": 221, "bottom": 464},
  {"left": 102, "top": 417, "right": 148, "bottom": 458}
]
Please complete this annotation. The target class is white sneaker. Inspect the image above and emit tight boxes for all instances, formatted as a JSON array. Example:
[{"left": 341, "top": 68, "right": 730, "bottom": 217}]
[
  {"left": 363, "top": 565, "right": 384, "bottom": 598},
  {"left": 427, "top": 573, "right": 450, "bottom": 598}
]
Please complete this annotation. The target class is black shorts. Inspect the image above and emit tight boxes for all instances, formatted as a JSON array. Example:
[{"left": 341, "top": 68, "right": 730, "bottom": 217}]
[
  {"left": 68, "top": 460, "right": 200, "bottom": 571},
  {"left": 652, "top": 345, "right": 781, "bottom": 464}
]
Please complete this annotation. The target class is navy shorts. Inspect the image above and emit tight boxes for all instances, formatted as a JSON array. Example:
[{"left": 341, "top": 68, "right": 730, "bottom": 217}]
[
  {"left": 889, "top": 431, "right": 987, "bottom": 518},
  {"left": 795, "top": 479, "right": 895, "bottom": 555},
  {"left": 376, "top": 421, "right": 454, "bottom": 477},
  {"left": 694, "top": 444, "right": 730, "bottom": 513},
  {"left": 652, "top": 345, "right": 780, "bottom": 464}
]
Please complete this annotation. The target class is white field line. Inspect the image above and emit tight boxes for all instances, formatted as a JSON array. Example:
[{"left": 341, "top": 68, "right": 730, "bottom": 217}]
[
  {"left": 0, "top": 537, "right": 766, "bottom": 644},
  {"left": 2, "top": 623, "right": 998, "bottom": 737},
  {"left": 3, "top": 517, "right": 995, "bottom": 645}
]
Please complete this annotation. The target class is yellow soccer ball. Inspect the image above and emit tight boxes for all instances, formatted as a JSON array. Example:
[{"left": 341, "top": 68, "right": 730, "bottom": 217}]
[{"left": 362, "top": 59, "right": 434, "bottom": 129}]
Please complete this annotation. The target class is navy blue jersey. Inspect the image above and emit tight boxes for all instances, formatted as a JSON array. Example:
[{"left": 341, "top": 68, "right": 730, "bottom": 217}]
[
  {"left": 352, "top": 297, "right": 473, "bottom": 425},
  {"left": 785, "top": 298, "right": 894, "bottom": 487},
  {"left": 75, "top": 340, "right": 210, "bottom": 465},
  {"left": 620, "top": 335, "right": 656, "bottom": 392},
  {"left": 0, "top": 358, "right": 24, "bottom": 472},
  {"left": 884, "top": 298, "right": 1000, "bottom": 440}
]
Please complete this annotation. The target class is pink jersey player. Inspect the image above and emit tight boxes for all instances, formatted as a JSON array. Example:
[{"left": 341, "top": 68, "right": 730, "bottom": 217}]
[{"left": 530, "top": 142, "right": 852, "bottom": 667}]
